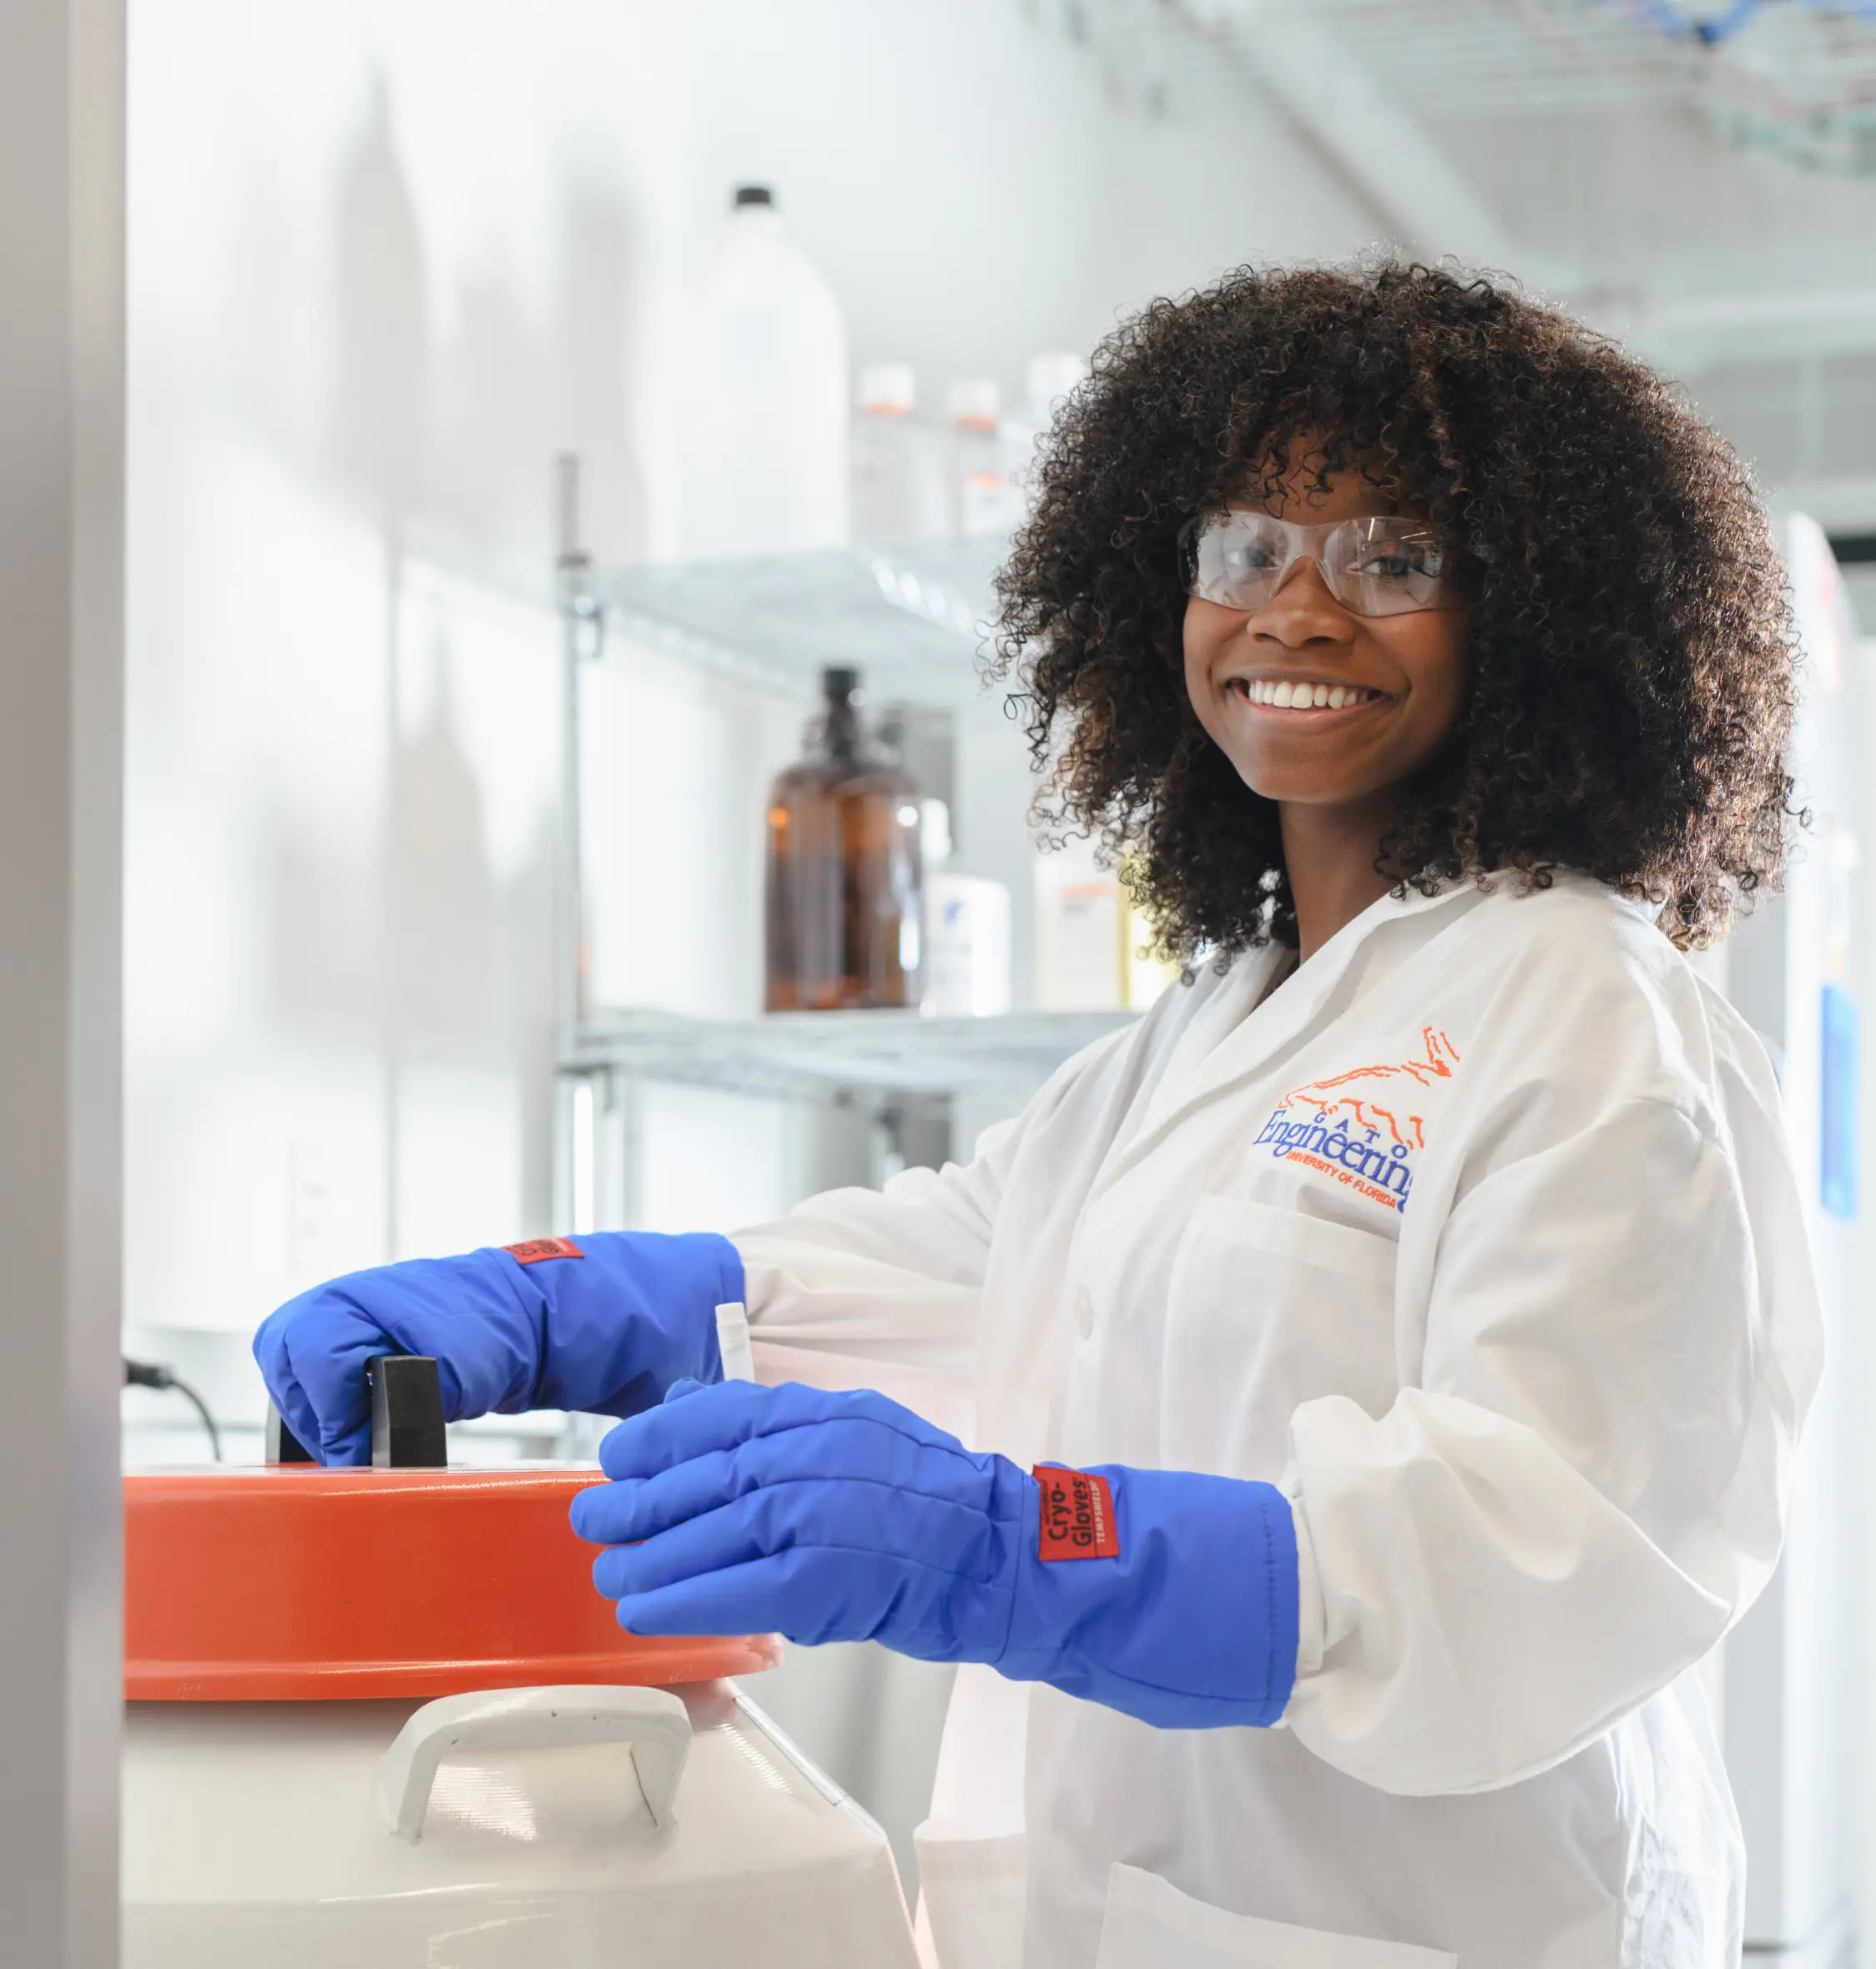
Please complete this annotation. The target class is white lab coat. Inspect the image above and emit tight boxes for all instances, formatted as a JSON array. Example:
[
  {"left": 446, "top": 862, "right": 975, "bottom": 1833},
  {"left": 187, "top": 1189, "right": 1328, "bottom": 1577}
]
[{"left": 734, "top": 873, "right": 1822, "bottom": 1969}]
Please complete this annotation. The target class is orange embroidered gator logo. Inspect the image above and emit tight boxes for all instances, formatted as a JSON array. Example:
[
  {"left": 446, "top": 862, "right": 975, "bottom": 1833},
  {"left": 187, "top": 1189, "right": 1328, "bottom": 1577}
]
[
  {"left": 1280, "top": 1027, "right": 1460, "bottom": 1151},
  {"left": 1253, "top": 1029, "right": 1461, "bottom": 1214}
]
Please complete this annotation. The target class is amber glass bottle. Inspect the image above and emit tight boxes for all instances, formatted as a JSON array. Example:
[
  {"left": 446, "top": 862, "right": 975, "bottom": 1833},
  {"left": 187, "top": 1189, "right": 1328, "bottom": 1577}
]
[{"left": 764, "top": 668, "right": 924, "bottom": 1011}]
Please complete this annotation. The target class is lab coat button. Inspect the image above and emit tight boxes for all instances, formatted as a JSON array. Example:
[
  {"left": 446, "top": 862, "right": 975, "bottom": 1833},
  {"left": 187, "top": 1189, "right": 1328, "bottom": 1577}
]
[{"left": 1073, "top": 1289, "right": 1095, "bottom": 1338}]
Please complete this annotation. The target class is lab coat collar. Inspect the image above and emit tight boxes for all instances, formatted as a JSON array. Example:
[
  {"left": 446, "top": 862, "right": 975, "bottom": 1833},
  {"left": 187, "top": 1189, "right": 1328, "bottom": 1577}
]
[{"left": 1124, "top": 879, "right": 1485, "bottom": 1174}]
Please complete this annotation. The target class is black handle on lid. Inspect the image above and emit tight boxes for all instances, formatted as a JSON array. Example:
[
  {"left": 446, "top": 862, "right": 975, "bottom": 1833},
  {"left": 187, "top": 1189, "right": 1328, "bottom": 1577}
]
[
  {"left": 265, "top": 1403, "right": 315, "bottom": 1465},
  {"left": 262, "top": 1357, "right": 447, "bottom": 1468},
  {"left": 367, "top": 1354, "right": 448, "bottom": 1468}
]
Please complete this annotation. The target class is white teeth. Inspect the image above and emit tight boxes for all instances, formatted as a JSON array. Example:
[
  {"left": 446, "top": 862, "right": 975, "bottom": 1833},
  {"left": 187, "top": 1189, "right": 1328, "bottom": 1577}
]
[{"left": 1240, "top": 678, "right": 1378, "bottom": 710}]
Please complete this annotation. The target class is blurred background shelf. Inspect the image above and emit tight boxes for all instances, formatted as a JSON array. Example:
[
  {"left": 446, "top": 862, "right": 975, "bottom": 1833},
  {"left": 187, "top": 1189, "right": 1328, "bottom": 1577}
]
[
  {"left": 567, "top": 536, "right": 1011, "bottom": 708},
  {"left": 565, "top": 1006, "right": 1134, "bottom": 1100}
]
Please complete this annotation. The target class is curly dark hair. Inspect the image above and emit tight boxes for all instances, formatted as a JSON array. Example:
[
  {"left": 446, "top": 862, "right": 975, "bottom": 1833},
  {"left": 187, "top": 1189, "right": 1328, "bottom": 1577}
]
[{"left": 995, "top": 259, "right": 1798, "bottom": 954}]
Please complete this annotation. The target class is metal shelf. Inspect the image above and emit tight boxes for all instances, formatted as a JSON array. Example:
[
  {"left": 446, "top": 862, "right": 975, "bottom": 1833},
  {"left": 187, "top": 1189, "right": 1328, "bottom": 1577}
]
[
  {"left": 549, "top": 463, "right": 1051, "bottom": 1227},
  {"left": 567, "top": 536, "right": 1010, "bottom": 708},
  {"left": 565, "top": 1006, "right": 1135, "bottom": 1101}
]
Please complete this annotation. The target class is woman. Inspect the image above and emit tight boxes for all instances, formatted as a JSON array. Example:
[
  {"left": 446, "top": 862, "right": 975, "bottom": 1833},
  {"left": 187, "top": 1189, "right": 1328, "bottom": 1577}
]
[{"left": 258, "top": 262, "right": 1820, "bottom": 1968}]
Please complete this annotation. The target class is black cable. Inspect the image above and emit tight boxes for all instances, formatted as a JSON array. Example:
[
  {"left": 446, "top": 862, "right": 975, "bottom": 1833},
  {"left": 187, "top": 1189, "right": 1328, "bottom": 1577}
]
[
  {"left": 169, "top": 1379, "right": 224, "bottom": 1462},
  {"left": 123, "top": 1357, "right": 224, "bottom": 1462}
]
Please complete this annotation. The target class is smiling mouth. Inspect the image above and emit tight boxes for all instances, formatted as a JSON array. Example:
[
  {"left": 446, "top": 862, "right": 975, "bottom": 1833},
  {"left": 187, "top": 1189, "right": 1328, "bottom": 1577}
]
[{"left": 1228, "top": 677, "right": 1388, "bottom": 713}]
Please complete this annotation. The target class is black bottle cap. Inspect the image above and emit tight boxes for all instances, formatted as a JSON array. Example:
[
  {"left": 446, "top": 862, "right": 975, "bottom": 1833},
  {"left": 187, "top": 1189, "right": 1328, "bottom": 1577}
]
[
  {"left": 823, "top": 666, "right": 860, "bottom": 703},
  {"left": 734, "top": 184, "right": 774, "bottom": 209}
]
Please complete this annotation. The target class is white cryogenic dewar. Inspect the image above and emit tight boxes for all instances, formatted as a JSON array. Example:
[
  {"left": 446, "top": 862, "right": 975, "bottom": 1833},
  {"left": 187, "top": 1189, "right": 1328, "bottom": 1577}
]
[
  {"left": 120, "top": 1462, "right": 917, "bottom": 1966},
  {"left": 674, "top": 185, "right": 849, "bottom": 558}
]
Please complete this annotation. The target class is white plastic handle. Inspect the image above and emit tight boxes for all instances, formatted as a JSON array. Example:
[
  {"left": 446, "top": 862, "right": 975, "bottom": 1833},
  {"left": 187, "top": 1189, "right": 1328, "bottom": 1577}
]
[{"left": 374, "top": 1684, "right": 693, "bottom": 1841}]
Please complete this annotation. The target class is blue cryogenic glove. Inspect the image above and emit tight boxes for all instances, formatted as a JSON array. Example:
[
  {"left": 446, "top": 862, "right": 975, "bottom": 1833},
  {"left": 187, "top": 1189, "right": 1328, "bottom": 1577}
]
[
  {"left": 255, "top": 1232, "right": 744, "bottom": 1467},
  {"left": 570, "top": 1380, "right": 1299, "bottom": 1730}
]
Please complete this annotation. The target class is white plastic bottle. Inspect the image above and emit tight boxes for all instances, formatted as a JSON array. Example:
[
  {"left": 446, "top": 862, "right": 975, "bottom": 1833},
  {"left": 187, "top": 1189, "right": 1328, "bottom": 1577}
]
[
  {"left": 1033, "top": 833, "right": 1178, "bottom": 1013},
  {"left": 1004, "top": 350, "right": 1087, "bottom": 512},
  {"left": 1026, "top": 350, "right": 1087, "bottom": 425},
  {"left": 920, "top": 800, "right": 1013, "bottom": 1018},
  {"left": 850, "top": 364, "right": 950, "bottom": 544},
  {"left": 1033, "top": 834, "right": 1122, "bottom": 1010},
  {"left": 947, "top": 379, "right": 1024, "bottom": 539},
  {"left": 674, "top": 185, "right": 849, "bottom": 559}
]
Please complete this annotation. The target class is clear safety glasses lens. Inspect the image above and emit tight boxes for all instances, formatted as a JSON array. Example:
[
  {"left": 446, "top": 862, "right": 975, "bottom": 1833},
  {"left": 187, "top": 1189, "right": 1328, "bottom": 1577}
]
[{"left": 1185, "top": 513, "right": 1460, "bottom": 617}]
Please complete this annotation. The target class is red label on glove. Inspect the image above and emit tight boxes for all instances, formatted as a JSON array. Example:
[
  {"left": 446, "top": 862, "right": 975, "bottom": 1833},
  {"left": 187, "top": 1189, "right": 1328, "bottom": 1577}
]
[
  {"left": 503, "top": 1236, "right": 584, "bottom": 1265},
  {"left": 1034, "top": 1466, "right": 1120, "bottom": 1561}
]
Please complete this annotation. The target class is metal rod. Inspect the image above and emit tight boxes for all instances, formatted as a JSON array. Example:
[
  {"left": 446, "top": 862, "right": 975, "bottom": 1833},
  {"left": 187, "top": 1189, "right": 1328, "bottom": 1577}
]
[
  {"left": 552, "top": 455, "right": 596, "bottom": 1233},
  {"left": 556, "top": 451, "right": 581, "bottom": 562},
  {"left": 555, "top": 454, "right": 592, "bottom": 1050}
]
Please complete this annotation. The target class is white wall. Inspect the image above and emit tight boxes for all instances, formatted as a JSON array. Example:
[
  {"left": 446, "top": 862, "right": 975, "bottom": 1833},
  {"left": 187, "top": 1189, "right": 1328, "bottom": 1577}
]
[{"left": 123, "top": 0, "right": 1375, "bottom": 1451}]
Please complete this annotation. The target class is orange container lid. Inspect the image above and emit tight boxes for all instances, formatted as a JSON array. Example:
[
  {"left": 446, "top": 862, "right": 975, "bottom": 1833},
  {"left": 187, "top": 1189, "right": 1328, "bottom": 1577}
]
[{"left": 125, "top": 1467, "right": 779, "bottom": 1701}]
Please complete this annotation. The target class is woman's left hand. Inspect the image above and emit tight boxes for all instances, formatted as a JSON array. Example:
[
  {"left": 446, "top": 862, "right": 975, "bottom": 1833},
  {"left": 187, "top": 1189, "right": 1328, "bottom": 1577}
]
[
  {"left": 570, "top": 1377, "right": 1302, "bottom": 1733},
  {"left": 569, "top": 1379, "right": 1031, "bottom": 1659}
]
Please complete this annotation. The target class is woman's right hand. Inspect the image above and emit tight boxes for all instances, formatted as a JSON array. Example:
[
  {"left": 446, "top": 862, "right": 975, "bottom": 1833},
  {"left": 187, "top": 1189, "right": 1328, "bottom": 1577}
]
[{"left": 253, "top": 1231, "right": 747, "bottom": 1465}]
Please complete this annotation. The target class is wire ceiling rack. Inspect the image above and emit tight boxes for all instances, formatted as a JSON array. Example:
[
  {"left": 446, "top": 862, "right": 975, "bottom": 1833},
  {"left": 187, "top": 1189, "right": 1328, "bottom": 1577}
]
[{"left": 1040, "top": 0, "right": 1876, "bottom": 171}]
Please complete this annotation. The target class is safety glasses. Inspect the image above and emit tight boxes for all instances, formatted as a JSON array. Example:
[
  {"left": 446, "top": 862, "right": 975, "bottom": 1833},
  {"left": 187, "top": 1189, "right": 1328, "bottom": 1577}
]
[{"left": 1182, "top": 511, "right": 1466, "bottom": 618}]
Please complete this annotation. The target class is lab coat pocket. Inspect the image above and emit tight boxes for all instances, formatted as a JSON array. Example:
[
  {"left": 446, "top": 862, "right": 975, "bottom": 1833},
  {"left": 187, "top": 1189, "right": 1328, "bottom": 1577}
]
[
  {"left": 1163, "top": 1196, "right": 1397, "bottom": 1473},
  {"left": 1093, "top": 1865, "right": 1457, "bottom": 1969}
]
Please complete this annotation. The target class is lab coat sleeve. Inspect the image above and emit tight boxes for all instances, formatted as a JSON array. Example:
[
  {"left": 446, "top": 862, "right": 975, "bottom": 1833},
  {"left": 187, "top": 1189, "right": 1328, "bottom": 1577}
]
[
  {"left": 1282, "top": 1086, "right": 1823, "bottom": 1797},
  {"left": 730, "top": 1115, "right": 1021, "bottom": 1439}
]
